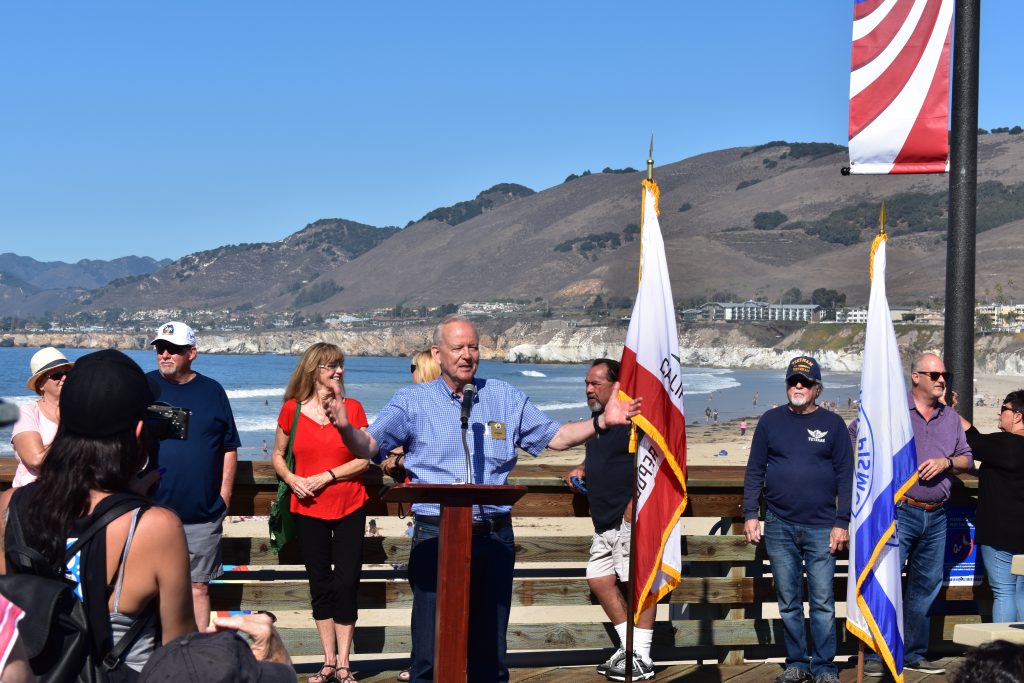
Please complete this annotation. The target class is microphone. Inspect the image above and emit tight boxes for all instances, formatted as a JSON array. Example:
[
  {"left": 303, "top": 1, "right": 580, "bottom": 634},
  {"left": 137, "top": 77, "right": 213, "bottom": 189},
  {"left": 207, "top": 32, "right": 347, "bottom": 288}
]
[{"left": 460, "top": 383, "right": 476, "bottom": 429}]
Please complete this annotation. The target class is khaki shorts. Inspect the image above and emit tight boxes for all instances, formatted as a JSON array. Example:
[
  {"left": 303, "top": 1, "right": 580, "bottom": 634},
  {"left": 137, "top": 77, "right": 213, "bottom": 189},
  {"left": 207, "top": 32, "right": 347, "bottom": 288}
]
[
  {"left": 586, "top": 519, "right": 631, "bottom": 581},
  {"left": 183, "top": 514, "right": 225, "bottom": 583}
]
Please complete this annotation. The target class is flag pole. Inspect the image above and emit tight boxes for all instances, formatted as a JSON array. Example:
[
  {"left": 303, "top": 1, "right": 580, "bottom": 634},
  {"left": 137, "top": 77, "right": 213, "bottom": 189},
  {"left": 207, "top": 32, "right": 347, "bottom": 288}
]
[{"left": 624, "top": 135, "right": 654, "bottom": 683}]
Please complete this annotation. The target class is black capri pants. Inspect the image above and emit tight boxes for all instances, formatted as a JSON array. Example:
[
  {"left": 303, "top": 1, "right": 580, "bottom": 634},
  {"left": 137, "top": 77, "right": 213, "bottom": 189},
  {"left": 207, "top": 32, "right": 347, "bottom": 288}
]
[{"left": 293, "top": 504, "right": 367, "bottom": 622}]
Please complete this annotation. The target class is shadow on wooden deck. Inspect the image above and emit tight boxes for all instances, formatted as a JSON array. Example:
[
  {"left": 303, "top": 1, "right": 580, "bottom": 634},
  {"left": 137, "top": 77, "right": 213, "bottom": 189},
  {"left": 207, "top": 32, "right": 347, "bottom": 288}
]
[{"left": 345, "top": 657, "right": 964, "bottom": 682}]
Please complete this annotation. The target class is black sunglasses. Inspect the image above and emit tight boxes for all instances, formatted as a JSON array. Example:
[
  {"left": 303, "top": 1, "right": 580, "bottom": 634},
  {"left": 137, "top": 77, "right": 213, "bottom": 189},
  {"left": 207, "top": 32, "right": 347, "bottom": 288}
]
[
  {"left": 786, "top": 376, "right": 818, "bottom": 388},
  {"left": 47, "top": 371, "right": 68, "bottom": 382},
  {"left": 1000, "top": 405, "right": 1019, "bottom": 414},
  {"left": 154, "top": 341, "right": 190, "bottom": 355},
  {"left": 410, "top": 364, "right": 417, "bottom": 373},
  {"left": 916, "top": 371, "right": 951, "bottom": 382}
]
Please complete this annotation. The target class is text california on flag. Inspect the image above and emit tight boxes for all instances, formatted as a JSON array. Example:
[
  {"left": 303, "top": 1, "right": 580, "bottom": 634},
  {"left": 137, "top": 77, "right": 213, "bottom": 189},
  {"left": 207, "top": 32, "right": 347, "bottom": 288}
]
[
  {"left": 845, "top": 232, "right": 918, "bottom": 682},
  {"left": 618, "top": 178, "right": 688, "bottom": 619},
  {"left": 848, "top": 0, "right": 953, "bottom": 174}
]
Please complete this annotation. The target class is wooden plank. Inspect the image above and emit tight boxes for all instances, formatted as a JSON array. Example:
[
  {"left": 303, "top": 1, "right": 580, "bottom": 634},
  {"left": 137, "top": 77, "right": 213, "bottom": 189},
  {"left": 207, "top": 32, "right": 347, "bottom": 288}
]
[
  {"left": 210, "top": 576, "right": 756, "bottom": 611},
  {"left": 222, "top": 534, "right": 758, "bottom": 565},
  {"left": 273, "top": 616, "right": 977, "bottom": 656}
]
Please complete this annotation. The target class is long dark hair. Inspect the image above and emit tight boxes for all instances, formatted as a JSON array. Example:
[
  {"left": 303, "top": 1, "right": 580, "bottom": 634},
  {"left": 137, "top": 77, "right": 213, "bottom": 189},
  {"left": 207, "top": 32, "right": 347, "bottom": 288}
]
[{"left": 25, "top": 426, "right": 148, "bottom": 567}]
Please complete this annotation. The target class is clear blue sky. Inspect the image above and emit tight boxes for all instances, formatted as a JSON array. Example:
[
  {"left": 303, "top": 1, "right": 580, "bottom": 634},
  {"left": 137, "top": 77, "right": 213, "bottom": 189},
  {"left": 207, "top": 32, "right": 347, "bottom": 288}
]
[{"left": 2, "top": 2, "right": 1021, "bottom": 262}]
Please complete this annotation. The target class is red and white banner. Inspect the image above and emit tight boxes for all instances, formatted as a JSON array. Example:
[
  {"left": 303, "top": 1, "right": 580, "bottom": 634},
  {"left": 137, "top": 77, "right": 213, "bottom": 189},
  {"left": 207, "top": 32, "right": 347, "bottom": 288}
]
[
  {"left": 848, "top": 0, "right": 953, "bottom": 174},
  {"left": 619, "top": 179, "right": 688, "bottom": 620}
]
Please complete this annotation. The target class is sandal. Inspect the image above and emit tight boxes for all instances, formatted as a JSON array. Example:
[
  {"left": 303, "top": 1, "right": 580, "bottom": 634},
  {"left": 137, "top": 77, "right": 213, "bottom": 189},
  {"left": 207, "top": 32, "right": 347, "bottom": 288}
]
[
  {"left": 309, "top": 663, "right": 338, "bottom": 683},
  {"left": 335, "top": 667, "right": 358, "bottom": 682},
  {"left": 397, "top": 669, "right": 411, "bottom": 682}
]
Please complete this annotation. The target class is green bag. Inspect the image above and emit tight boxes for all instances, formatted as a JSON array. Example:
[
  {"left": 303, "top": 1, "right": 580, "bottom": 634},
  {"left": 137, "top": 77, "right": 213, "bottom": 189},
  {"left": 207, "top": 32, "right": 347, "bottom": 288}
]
[{"left": 269, "top": 399, "right": 302, "bottom": 554}]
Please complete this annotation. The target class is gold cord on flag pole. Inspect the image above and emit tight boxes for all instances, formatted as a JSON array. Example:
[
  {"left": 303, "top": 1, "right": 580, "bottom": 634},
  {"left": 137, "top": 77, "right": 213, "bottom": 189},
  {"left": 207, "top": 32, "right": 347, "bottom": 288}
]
[{"left": 868, "top": 200, "right": 888, "bottom": 283}]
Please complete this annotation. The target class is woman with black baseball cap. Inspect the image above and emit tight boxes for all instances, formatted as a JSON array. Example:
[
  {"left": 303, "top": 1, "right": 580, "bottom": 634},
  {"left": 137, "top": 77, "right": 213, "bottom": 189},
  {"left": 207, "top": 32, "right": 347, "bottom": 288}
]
[{"left": 0, "top": 349, "right": 196, "bottom": 677}]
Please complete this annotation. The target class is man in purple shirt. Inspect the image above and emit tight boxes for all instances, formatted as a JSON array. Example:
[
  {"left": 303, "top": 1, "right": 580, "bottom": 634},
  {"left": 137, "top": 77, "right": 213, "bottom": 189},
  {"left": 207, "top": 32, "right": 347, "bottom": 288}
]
[{"left": 863, "top": 353, "right": 973, "bottom": 677}]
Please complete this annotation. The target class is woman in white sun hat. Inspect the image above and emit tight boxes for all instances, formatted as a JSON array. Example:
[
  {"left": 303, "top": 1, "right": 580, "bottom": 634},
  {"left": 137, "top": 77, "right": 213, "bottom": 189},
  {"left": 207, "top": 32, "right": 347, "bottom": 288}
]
[{"left": 10, "top": 347, "right": 73, "bottom": 487}]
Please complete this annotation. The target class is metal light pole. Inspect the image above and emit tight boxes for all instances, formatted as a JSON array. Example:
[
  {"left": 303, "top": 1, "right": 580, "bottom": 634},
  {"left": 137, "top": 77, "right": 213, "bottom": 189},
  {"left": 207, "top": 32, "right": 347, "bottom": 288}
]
[{"left": 944, "top": 0, "right": 980, "bottom": 421}]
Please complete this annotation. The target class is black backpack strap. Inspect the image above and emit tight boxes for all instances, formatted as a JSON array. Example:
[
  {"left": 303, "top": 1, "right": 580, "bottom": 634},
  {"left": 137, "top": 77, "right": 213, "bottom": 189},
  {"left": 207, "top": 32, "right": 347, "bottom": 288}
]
[
  {"left": 64, "top": 496, "right": 150, "bottom": 563},
  {"left": 101, "top": 591, "right": 157, "bottom": 672}
]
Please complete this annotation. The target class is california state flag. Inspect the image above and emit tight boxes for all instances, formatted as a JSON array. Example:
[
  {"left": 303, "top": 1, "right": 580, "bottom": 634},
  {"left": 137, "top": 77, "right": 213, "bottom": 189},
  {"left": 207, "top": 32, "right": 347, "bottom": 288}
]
[{"left": 619, "top": 178, "right": 688, "bottom": 619}]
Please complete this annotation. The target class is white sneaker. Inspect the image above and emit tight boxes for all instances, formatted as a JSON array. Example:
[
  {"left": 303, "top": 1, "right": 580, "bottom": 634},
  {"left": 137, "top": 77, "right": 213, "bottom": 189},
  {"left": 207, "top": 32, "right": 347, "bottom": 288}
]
[
  {"left": 605, "top": 652, "right": 655, "bottom": 681},
  {"left": 596, "top": 648, "right": 625, "bottom": 676}
]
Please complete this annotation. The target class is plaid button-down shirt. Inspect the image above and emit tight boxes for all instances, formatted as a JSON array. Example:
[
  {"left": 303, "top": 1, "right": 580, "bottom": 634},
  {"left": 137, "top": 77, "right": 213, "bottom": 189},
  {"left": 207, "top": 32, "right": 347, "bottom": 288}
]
[{"left": 368, "top": 376, "right": 561, "bottom": 519}]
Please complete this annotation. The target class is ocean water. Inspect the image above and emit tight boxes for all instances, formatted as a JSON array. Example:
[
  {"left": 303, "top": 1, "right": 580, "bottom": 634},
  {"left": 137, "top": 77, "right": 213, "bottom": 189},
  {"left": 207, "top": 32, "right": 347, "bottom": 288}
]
[{"left": 0, "top": 347, "right": 861, "bottom": 460}]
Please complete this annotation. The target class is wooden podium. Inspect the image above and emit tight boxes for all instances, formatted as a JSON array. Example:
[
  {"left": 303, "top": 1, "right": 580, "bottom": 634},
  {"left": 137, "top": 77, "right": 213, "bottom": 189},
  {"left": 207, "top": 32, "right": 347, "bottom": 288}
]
[{"left": 382, "top": 483, "right": 527, "bottom": 683}]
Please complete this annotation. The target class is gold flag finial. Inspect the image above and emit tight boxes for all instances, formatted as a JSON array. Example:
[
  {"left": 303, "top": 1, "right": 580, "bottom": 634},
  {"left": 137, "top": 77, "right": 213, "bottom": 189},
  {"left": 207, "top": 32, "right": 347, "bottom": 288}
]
[
  {"left": 879, "top": 200, "right": 887, "bottom": 235},
  {"left": 647, "top": 134, "right": 654, "bottom": 181}
]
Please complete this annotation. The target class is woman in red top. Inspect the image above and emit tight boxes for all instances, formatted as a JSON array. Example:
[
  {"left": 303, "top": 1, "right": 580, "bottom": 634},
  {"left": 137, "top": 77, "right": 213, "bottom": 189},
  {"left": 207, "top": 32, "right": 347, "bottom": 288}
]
[{"left": 272, "top": 343, "right": 369, "bottom": 683}]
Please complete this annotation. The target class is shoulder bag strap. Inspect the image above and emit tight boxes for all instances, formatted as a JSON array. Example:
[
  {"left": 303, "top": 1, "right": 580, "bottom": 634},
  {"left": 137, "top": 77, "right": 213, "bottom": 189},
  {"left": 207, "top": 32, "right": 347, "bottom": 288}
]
[
  {"left": 64, "top": 496, "right": 149, "bottom": 563},
  {"left": 284, "top": 399, "right": 301, "bottom": 472}
]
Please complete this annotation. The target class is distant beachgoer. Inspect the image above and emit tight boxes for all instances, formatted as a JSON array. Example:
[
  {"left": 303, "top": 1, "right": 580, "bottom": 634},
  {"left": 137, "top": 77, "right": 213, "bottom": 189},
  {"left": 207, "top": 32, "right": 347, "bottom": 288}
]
[
  {"left": 847, "top": 396, "right": 852, "bottom": 408},
  {"left": 366, "top": 519, "right": 382, "bottom": 538},
  {"left": 705, "top": 406, "right": 712, "bottom": 424},
  {"left": 405, "top": 521, "right": 414, "bottom": 538},
  {"left": 713, "top": 409, "right": 719, "bottom": 424},
  {"left": 753, "top": 391, "right": 759, "bottom": 407},
  {"left": 740, "top": 420, "right": 748, "bottom": 437}
]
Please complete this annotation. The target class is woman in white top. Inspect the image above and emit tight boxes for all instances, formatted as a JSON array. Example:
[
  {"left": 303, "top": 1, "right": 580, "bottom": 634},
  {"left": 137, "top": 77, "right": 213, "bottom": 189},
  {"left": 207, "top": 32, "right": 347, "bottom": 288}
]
[{"left": 10, "top": 347, "right": 72, "bottom": 487}]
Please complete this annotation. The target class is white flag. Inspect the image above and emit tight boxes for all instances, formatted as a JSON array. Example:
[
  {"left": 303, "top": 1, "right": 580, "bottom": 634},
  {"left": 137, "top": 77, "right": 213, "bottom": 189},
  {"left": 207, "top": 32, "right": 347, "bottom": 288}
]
[{"left": 845, "top": 233, "right": 918, "bottom": 683}]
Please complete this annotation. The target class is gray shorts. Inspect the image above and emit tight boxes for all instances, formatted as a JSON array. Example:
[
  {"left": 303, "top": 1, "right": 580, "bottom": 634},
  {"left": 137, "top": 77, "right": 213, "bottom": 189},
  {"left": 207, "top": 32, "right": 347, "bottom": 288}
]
[
  {"left": 183, "top": 515, "right": 225, "bottom": 583},
  {"left": 586, "top": 519, "right": 631, "bottom": 582}
]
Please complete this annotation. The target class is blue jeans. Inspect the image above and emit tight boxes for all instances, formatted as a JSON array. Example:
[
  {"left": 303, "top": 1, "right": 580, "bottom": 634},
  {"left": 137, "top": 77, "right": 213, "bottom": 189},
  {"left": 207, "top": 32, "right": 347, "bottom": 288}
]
[
  {"left": 764, "top": 511, "right": 837, "bottom": 677},
  {"left": 980, "top": 545, "right": 1024, "bottom": 622},
  {"left": 408, "top": 518, "right": 515, "bottom": 682},
  {"left": 866, "top": 503, "right": 946, "bottom": 666}
]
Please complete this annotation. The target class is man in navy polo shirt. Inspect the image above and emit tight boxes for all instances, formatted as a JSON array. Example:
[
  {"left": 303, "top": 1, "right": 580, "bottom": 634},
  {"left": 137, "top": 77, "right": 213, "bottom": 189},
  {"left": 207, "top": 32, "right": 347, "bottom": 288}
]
[
  {"left": 743, "top": 356, "right": 853, "bottom": 683},
  {"left": 327, "top": 315, "right": 641, "bottom": 683},
  {"left": 148, "top": 321, "right": 240, "bottom": 630}
]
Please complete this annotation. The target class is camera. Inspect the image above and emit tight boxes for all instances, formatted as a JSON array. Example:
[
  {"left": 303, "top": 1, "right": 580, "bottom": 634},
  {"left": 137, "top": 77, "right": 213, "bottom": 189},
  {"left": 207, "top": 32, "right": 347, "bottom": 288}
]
[{"left": 145, "top": 402, "right": 191, "bottom": 440}]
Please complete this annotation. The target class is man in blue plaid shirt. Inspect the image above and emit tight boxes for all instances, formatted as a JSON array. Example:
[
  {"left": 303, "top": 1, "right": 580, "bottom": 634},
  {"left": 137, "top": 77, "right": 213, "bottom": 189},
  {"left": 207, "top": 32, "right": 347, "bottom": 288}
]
[{"left": 328, "top": 314, "right": 641, "bottom": 682}]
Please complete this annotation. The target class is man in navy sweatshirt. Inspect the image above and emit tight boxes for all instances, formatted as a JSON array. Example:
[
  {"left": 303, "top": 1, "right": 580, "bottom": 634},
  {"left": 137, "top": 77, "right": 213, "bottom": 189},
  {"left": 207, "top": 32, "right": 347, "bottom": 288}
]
[{"left": 743, "top": 356, "right": 853, "bottom": 683}]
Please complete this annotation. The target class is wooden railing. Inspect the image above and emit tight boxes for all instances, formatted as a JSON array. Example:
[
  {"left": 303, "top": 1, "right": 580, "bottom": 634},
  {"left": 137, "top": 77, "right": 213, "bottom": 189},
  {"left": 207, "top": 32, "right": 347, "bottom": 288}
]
[{"left": 1, "top": 460, "right": 982, "bottom": 664}]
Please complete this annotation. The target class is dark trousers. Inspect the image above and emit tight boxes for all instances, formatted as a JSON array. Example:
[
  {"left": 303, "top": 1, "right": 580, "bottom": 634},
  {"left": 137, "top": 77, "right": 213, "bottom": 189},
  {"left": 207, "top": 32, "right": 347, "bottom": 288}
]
[
  {"left": 408, "top": 518, "right": 515, "bottom": 682},
  {"left": 294, "top": 505, "right": 366, "bottom": 622}
]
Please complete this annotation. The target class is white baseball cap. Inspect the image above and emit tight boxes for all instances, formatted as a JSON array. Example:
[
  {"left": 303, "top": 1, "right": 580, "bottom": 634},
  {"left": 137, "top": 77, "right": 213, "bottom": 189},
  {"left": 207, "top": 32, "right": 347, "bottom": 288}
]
[{"left": 149, "top": 321, "right": 196, "bottom": 347}]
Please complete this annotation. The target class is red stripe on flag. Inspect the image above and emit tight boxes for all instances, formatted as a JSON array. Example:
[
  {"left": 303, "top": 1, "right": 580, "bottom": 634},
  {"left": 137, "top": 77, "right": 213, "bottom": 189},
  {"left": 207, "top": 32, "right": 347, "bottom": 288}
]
[
  {"left": 849, "top": 0, "right": 943, "bottom": 139},
  {"left": 890, "top": 19, "right": 951, "bottom": 172},
  {"left": 619, "top": 346, "right": 687, "bottom": 458},
  {"left": 854, "top": 0, "right": 889, "bottom": 21},
  {"left": 851, "top": 0, "right": 915, "bottom": 70}
]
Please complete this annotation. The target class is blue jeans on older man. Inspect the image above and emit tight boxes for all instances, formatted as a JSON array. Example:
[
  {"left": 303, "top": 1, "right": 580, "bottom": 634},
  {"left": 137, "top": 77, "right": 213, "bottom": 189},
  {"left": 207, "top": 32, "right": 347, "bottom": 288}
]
[
  {"left": 866, "top": 502, "right": 946, "bottom": 667},
  {"left": 764, "top": 511, "right": 838, "bottom": 678},
  {"left": 408, "top": 517, "right": 516, "bottom": 682}
]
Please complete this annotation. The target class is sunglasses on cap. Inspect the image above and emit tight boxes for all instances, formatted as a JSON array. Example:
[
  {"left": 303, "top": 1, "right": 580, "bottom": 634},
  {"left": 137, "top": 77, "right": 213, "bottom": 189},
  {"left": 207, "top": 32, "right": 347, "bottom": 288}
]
[
  {"left": 786, "top": 375, "right": 818, "bottom": 388},
  {"left": 916, "top": 370, "right": 951, "bottom": 382}
]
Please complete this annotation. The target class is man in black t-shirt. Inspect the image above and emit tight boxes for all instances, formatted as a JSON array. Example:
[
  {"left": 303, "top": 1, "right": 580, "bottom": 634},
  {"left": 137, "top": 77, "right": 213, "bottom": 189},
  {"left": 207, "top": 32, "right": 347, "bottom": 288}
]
[{"left": 565, "top": 359, "right": 656, "bottom": 681}]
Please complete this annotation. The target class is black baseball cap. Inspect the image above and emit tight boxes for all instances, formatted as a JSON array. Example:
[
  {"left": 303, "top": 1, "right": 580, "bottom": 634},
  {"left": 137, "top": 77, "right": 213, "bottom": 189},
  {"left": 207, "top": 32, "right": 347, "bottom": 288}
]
[
  {"left": 140, "top": 631, "right": 295, "bottom": 683},
  {"left": 60, "top": 349, "right": 160, "bottom": 437}
]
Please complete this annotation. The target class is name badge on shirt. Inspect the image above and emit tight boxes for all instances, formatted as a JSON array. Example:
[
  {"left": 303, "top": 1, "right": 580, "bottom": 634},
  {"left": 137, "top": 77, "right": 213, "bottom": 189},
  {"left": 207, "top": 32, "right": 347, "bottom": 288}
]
[{"left": 488, "top": 421, "right": 507, "bottom": 440}]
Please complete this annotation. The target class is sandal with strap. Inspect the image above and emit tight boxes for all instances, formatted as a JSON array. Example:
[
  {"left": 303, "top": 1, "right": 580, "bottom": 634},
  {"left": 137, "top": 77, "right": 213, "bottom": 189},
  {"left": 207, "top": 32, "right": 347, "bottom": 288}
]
[
  {"left": 309, "top": 663, "right": 339, "bottom": 683},
  {"left": 335, "top": 667, "right": 358, "bottom": 682}
]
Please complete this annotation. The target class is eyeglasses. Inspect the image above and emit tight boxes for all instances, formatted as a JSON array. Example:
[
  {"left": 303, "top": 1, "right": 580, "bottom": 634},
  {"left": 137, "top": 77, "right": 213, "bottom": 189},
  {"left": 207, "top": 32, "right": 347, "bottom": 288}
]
[
  {"left": 786, "top": 376, "right": 818, "bottom": 388},
  {"left": 1000, "top": 405, "right": 1018, "bottom": 414},
  {"left": 915, "top": 371, "right": 951, "bottom": 382},
  {"left": 410, "top": 364, "right": 417, "bottom": 373},
  {"left": 154, "top": 342, "right": 190, "bottom": 355},
  {"left": 47, "top": 371, "right": 68, "bottom": 382},
  {"left": 318, "top": 362, "right": 343, "bottom": 371}
]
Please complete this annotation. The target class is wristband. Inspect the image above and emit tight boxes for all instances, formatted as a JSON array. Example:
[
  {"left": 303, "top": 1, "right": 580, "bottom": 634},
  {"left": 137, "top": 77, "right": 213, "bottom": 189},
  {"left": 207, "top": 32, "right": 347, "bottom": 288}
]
[
  {"left": 593, "top": 414, "right": 609, "bottom": 436},
  {"left": 328, "top": 469, "right": 337, "bottom": 481}
]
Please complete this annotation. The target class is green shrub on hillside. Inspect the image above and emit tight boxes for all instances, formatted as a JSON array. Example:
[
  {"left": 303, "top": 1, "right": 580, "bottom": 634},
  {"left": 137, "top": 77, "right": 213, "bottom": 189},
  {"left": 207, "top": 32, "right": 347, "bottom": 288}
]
[
  {"left": 753, "top": 211, "right": 788, "bottom": 230},
  {"left": 736, "top": 179, "right": 761, "bottom": 190}
]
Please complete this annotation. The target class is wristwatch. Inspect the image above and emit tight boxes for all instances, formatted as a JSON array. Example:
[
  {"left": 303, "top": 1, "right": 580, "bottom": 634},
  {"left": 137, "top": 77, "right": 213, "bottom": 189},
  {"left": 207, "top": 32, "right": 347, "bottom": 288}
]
[
  {"left": 946, "top": 456, "right": 954, "bottom": 470},
  {"left": 593, "top": 414, "right": 609, "bottom": 435}
]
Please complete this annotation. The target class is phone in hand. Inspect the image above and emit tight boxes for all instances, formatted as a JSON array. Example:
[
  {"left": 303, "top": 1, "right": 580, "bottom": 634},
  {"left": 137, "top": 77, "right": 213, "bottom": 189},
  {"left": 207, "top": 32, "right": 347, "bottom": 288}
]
[{"left": 570, "top": 475, "right": 588, "bottom": 494}]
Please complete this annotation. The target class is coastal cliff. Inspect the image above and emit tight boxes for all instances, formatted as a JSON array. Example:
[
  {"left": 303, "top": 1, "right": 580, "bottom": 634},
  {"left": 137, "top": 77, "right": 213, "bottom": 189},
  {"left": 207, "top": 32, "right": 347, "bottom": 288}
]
[{"left": 7, "top": 322, "right": 1024, "bottom": 374}]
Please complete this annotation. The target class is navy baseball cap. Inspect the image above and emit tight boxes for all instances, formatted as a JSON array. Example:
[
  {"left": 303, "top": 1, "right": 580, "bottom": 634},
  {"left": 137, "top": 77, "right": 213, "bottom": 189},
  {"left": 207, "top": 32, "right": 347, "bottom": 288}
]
[{"left": 785, "top": 355, "right": 822, "bottom": 383}]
